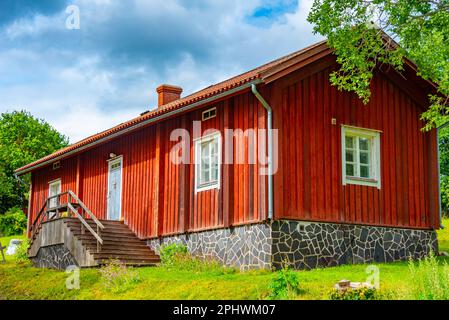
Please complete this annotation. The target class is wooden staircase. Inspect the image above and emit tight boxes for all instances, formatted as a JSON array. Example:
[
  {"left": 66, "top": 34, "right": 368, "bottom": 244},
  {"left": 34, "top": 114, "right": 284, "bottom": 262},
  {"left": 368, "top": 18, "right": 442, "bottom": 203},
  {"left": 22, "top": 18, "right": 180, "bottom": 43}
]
[
  {"left": 28, "top": 190, "right": 160, "bottom": 268},
  {"left": 64, "top": 218, "right": 160, "bottom": 266}
]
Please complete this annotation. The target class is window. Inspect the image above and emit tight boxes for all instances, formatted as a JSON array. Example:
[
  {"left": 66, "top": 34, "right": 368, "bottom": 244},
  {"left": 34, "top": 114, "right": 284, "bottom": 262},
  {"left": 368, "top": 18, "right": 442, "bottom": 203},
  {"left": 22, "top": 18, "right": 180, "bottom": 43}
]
[
  {"left": 202, "top": 107, "right": 216, "bottom": 121},
  {"left": 341, "top": 126, "right": 381, "bottom": 188},
  {"left": 195, "top": 133, "right": 221, "bottom": 192}
]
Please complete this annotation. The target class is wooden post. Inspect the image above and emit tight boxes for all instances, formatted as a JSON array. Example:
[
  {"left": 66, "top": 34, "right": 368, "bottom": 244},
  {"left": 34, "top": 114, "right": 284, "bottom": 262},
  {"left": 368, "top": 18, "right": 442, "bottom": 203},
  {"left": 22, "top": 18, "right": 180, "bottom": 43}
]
[{"left": 0, "top": 241, "right": 6, "bottom": 264}]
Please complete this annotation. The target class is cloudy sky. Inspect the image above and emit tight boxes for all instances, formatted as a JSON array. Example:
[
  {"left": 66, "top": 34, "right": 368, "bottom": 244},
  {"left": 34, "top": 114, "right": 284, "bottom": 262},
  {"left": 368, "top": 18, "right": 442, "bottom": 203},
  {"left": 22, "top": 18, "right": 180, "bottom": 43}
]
[{"left": 0, "top": 0, "right": 321, "bottom": 143}]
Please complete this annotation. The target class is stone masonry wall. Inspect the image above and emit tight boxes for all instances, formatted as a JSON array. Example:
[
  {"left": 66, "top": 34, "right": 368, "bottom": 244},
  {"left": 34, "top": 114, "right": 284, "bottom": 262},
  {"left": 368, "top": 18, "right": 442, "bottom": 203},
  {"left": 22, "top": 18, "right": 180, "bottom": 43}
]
[
  {"left": 31, "top": 244, "right": 78, "bottom": 270},
  {"left": 271, "top": 220, "right": 438, "bottom": 270},
  {"left": 147, "top": 223, "right": 272, "bottom": 271},
  {"left": 147, "top": 220, "right": 438, "bottom": 271}
]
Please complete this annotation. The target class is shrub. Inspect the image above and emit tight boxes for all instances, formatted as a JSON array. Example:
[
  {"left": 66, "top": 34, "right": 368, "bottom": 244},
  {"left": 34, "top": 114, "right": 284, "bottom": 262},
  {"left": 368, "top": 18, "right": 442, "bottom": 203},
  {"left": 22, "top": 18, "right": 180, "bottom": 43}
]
[
  {"left": 14, "top": 238, "right": 30, "bottom": 263},
  {"left": 408, "top": 251, "right": 449, "bottom": 300},
  {"left": 0, "top": 207, "right": 27, "bottom": 236},
  {"left": 159, "top": 243, "right": 188, "bottom": 267},
  {"left": 99, "top": 259, "right": 141, "bottom": 293},
  {"left": 268, "top": 265, "right": 301, "bottom": 300},
  {"left": 329, "top": 286, "right": 379, "bottom": 300}
]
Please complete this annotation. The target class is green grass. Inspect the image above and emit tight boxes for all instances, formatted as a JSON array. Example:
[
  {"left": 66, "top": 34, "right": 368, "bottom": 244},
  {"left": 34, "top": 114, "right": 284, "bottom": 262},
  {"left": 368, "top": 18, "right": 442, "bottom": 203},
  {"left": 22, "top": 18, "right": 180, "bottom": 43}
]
[
  {"left": 438, "top": 217, "right": 449, "bottom": 253},
  {"left": 0, "top": 221, "right": 448, "bottom": 300},
  {"left": 0, "top": 234, "right": 26, "bottom": 262}
]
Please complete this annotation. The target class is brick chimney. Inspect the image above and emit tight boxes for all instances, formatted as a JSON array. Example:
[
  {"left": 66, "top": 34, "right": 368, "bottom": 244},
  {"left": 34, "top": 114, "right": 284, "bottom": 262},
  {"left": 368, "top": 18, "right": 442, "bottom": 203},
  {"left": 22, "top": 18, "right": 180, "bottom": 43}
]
[{"left": 156, "top": 84, "right": 182, "bottom": 107}]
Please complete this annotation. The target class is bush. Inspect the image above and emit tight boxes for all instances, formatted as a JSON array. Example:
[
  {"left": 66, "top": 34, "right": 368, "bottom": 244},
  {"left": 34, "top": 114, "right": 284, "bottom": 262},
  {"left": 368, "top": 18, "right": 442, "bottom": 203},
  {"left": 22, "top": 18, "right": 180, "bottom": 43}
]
[
  {"left": 268, "top": 265, "right": 301, "bottom": 300},
  {"left": 159, "top": 243, "right": 188, "bottom": 267},
  {"left": 0, "top": 207, "right": 27, "bottom": 236},
  {"left": 99, "top": 259, "right": 141, "bottom": 293},
  {"left": 408, "top": 251, "right": 449, "bottom": 300},
  {"left": 14, "top": 238, "right": 30, "bottom": 263},
  {"left": 329, "top": 286, "right": 379, "bottom": 300}
]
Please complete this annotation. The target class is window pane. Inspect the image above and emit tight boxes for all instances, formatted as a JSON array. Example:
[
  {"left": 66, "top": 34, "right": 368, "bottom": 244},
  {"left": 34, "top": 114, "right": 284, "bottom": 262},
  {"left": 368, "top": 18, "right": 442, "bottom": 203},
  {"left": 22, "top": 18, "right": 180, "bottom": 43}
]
[
  {"left": 345, "top": 136, "right": 354, "bottom": 148},
  {"left": 359, "top": 138, "right": 369, "bottom": 151},
  {"left": 346, "top": 164, "right": 355, "bottom": 176},
  {"left": 360, "top": 151, "right": 369, "bottom": 164},
  {"left": 198, "top": 136, "right": 220, "bottom": 187},
  {"left": 360, "top": 165, "right": 370, "bottom": 178},
  {"left": 345, "top": 150, "right": 354, "bottom": 162}
]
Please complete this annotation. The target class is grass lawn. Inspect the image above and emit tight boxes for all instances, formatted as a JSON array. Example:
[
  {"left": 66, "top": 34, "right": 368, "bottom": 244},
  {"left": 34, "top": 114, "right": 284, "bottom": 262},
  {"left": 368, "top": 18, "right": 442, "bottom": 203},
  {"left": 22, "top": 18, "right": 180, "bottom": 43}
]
[{"left": 0, "top": 218, "right": 448, "bottom": 300}]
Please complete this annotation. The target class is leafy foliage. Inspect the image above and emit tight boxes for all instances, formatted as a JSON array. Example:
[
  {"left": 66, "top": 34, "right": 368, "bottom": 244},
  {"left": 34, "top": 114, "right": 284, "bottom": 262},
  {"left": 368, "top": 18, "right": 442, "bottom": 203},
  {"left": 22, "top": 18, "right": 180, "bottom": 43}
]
[
  {"left": 99, "top": 259, "right": 141, "bottom": 293},
  {"left": 0, "top": 111, "right": 68, "bottom": 213},
  {"left": 14, "top": 238, "right": 30, "bottom": 263},
  {"left": 268, "top": 264, "right": 301, "bottom": 299},
  {"left": 159, "top": 243, "right": 189, "bottom": 267},
  {"left": 408, "top": 251, "right": 449, "bottom": 299},
  {"left": 307, "top": 0, "right": 449, "bottom": 129},
  {"left": 329, "top": 286, "right": 379, "bottom": 300},
  {"left": 0, "top": 207, "right": 27, "bottom": 236}
]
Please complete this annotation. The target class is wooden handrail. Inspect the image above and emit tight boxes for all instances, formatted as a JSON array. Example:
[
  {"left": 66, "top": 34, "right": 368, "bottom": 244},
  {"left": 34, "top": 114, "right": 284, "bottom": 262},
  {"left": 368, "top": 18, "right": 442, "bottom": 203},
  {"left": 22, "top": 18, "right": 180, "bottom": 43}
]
[
  {"left": 30, "top": 190, "right": 104, "bottom": 252},
  {"left": 67, "top": 203, "right": 103, "bottom": 245},
  {"left": 68, "top": 191, "right": 105, "bottom": 230}
]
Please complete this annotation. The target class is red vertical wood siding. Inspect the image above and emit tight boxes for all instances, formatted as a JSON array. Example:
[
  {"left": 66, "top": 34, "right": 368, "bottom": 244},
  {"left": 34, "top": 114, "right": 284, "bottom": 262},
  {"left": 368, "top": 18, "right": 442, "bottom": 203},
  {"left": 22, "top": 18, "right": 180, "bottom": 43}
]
[
  {"left": 275, "top": 63, "right": 439, "bottom": 229},
  {"left": 28, "top": 92, "right": 267, "bottom": 238},
  {"left": 27, "top": 57, "right": 439, "bottom": 237}
]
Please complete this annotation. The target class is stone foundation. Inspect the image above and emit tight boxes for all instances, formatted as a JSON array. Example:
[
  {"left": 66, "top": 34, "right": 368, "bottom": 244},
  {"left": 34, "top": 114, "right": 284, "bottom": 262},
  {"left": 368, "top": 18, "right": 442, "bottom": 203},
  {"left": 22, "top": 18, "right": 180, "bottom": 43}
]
[
  {"left": 31, "top": 244, "right": 78, "bottom": 270},
  {"left": 147, "top": 220, "right": 438, "bottom": 271},
  {"left": 147, "top": 223, "right": 272, "bottom": 270},
  {"left": 271, "top": 221, "right": 438, "bottom": 270}
]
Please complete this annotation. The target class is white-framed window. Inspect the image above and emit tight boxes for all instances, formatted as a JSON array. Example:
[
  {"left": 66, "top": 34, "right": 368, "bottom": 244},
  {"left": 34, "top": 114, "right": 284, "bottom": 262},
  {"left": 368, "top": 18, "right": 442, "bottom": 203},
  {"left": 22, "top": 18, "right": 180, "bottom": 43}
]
[
  {"left": 48, "top": 179, "right": 61, "bottom": 209},
  {"left": 202, "top": 107, "right": 217, "bottom": 121},
  {"left": 194, "top": 132, "right": 221, "bottom": 192},
  {"left": 341, "top": 126, "right": 381, "bottom": 189}
]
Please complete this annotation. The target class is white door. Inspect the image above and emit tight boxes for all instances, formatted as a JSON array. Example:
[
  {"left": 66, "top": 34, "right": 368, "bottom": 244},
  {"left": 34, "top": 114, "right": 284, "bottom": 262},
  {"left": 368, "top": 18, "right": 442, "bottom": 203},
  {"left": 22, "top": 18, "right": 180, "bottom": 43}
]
[
  {"left": 107, "top": 157, "right": 122, "bottom": 220},
  {"left": 48, "top": 179, "right": 61, "bottom": 218}
]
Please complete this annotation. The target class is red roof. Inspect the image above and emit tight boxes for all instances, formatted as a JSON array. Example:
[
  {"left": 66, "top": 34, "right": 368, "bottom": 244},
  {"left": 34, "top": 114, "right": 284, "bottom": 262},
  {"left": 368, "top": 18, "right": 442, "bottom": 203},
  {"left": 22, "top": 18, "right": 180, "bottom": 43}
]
[{"left": 16, "top": 40, "right": 329, "bottom": 175}]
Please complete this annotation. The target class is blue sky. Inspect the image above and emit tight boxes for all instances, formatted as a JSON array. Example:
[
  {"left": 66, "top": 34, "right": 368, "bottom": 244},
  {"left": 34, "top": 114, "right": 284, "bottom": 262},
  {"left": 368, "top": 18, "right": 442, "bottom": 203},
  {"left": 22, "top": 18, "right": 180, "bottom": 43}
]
[{"left": 0, "top": 0, "right": 320, "bottom": 142}]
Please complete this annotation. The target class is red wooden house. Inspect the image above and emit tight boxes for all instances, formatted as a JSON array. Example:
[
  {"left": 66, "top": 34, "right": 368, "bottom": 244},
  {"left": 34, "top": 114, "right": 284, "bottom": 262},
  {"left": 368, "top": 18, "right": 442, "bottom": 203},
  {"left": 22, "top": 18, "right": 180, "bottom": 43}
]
[{"left": 17, "top": 40, "right": 440, "bottom": 270}]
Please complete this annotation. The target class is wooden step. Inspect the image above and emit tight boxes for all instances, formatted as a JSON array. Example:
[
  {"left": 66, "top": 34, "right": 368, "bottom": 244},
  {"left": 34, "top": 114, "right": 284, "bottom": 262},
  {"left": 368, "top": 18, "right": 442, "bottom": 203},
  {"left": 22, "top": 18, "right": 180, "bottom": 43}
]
[
  {"left": 97, "top": 256, "right": 160, "bottom": 262},
  {"left": 96, "top": 259, "right": 159, "bottom": 267},
  {"left": 82, "top": 240, "right": 149, "bottom": 248},
  {"left": 74, "top": 234, "right": 146, "bottom": 243},
  {"left": 90, "top": 248, "right": 157, "bottom": 256},
  {"left": 64, "top": 217, "right": 160, "bottom": 267},
  {"left": 72, "top": 229, "right": 138, "bottom": 236}
]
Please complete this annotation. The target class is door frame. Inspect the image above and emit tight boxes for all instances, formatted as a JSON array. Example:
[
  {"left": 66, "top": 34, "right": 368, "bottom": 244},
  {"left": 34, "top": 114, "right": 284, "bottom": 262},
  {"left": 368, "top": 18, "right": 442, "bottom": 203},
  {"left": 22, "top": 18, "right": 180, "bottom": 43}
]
[
  {"left": 48, "top": 178, "right": 61, "bottom": 219},
  {"left": 48, "top": 178, "right": 61, "bottom": 208},
  {"left": 106, "top": 156, "right": 123, "bottom": 221}
]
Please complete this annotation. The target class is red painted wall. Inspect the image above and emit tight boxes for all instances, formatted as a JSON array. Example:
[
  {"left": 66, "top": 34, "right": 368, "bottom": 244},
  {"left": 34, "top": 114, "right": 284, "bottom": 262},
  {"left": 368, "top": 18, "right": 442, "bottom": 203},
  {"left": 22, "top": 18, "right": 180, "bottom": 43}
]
[
  {"left": 28, "top": 57, "right": 440, "bottom": 238},
  {"left": 29, "top": 91, "right": 268, "bottom": 238},
  {"left": 273, "top": 61, "right": 439, "bottom": 229}
]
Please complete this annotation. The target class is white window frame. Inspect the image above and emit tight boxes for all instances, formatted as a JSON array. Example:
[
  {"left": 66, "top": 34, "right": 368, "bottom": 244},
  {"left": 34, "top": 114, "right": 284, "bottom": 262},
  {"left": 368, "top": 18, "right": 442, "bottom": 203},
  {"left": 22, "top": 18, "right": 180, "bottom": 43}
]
[
  {"left": 202, "top": 107, "right": 217, "bottom": 121},
  {"left": 48, "top": 178, "right": 61, "bottom": 210},
  {"left": 194, "top": 132, "right": 221, "bottom": 193},
  {"left": 341, "top": 125, "right": 381, "bottom": 189}
]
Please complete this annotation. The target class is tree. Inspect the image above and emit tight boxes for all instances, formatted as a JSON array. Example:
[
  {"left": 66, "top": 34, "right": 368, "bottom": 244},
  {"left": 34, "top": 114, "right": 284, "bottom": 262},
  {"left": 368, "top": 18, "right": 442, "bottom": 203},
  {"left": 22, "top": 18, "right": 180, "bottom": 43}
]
[
  {"left": 307, "top": 0, "right": 449, "bottom": 129},
  {"left": 0, "top": 111, "right": 68, "bottom": 213}
]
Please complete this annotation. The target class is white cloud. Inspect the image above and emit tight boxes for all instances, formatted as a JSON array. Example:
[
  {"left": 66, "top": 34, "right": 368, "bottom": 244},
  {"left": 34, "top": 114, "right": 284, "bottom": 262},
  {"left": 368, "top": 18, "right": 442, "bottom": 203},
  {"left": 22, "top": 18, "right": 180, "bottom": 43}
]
[{"left": 0, "top": 0, "right": 321, "bottom": 144}]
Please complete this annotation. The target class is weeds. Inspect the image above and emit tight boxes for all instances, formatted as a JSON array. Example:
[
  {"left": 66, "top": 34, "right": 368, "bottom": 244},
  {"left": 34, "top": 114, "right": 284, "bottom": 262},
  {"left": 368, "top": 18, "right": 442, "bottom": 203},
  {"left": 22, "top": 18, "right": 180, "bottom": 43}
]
[
  {"left": 267, "top": 264, "right": 301, "bottom": 300},
  {"left": 159, "top": 243, "right": 236, "bottom": 274},
  {"left": 408, "top": 251, "right": 449, "bottom": 300},
  {"left": 14, "top": 238, "right": 29, "bottom": 263},
  {"left": 99, "top": 259, "right": 141, "bottom": 293}
]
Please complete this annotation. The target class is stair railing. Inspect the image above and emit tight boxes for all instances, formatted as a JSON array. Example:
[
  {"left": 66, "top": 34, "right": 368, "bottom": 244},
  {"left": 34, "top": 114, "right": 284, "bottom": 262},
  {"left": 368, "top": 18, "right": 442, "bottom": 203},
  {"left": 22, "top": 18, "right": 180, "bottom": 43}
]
[
  {"left": 30, "top": 190, "right": 105, "bottom": 253},
  {"left": 67, "top": 190, "right": 105, "bottom": 252}
]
